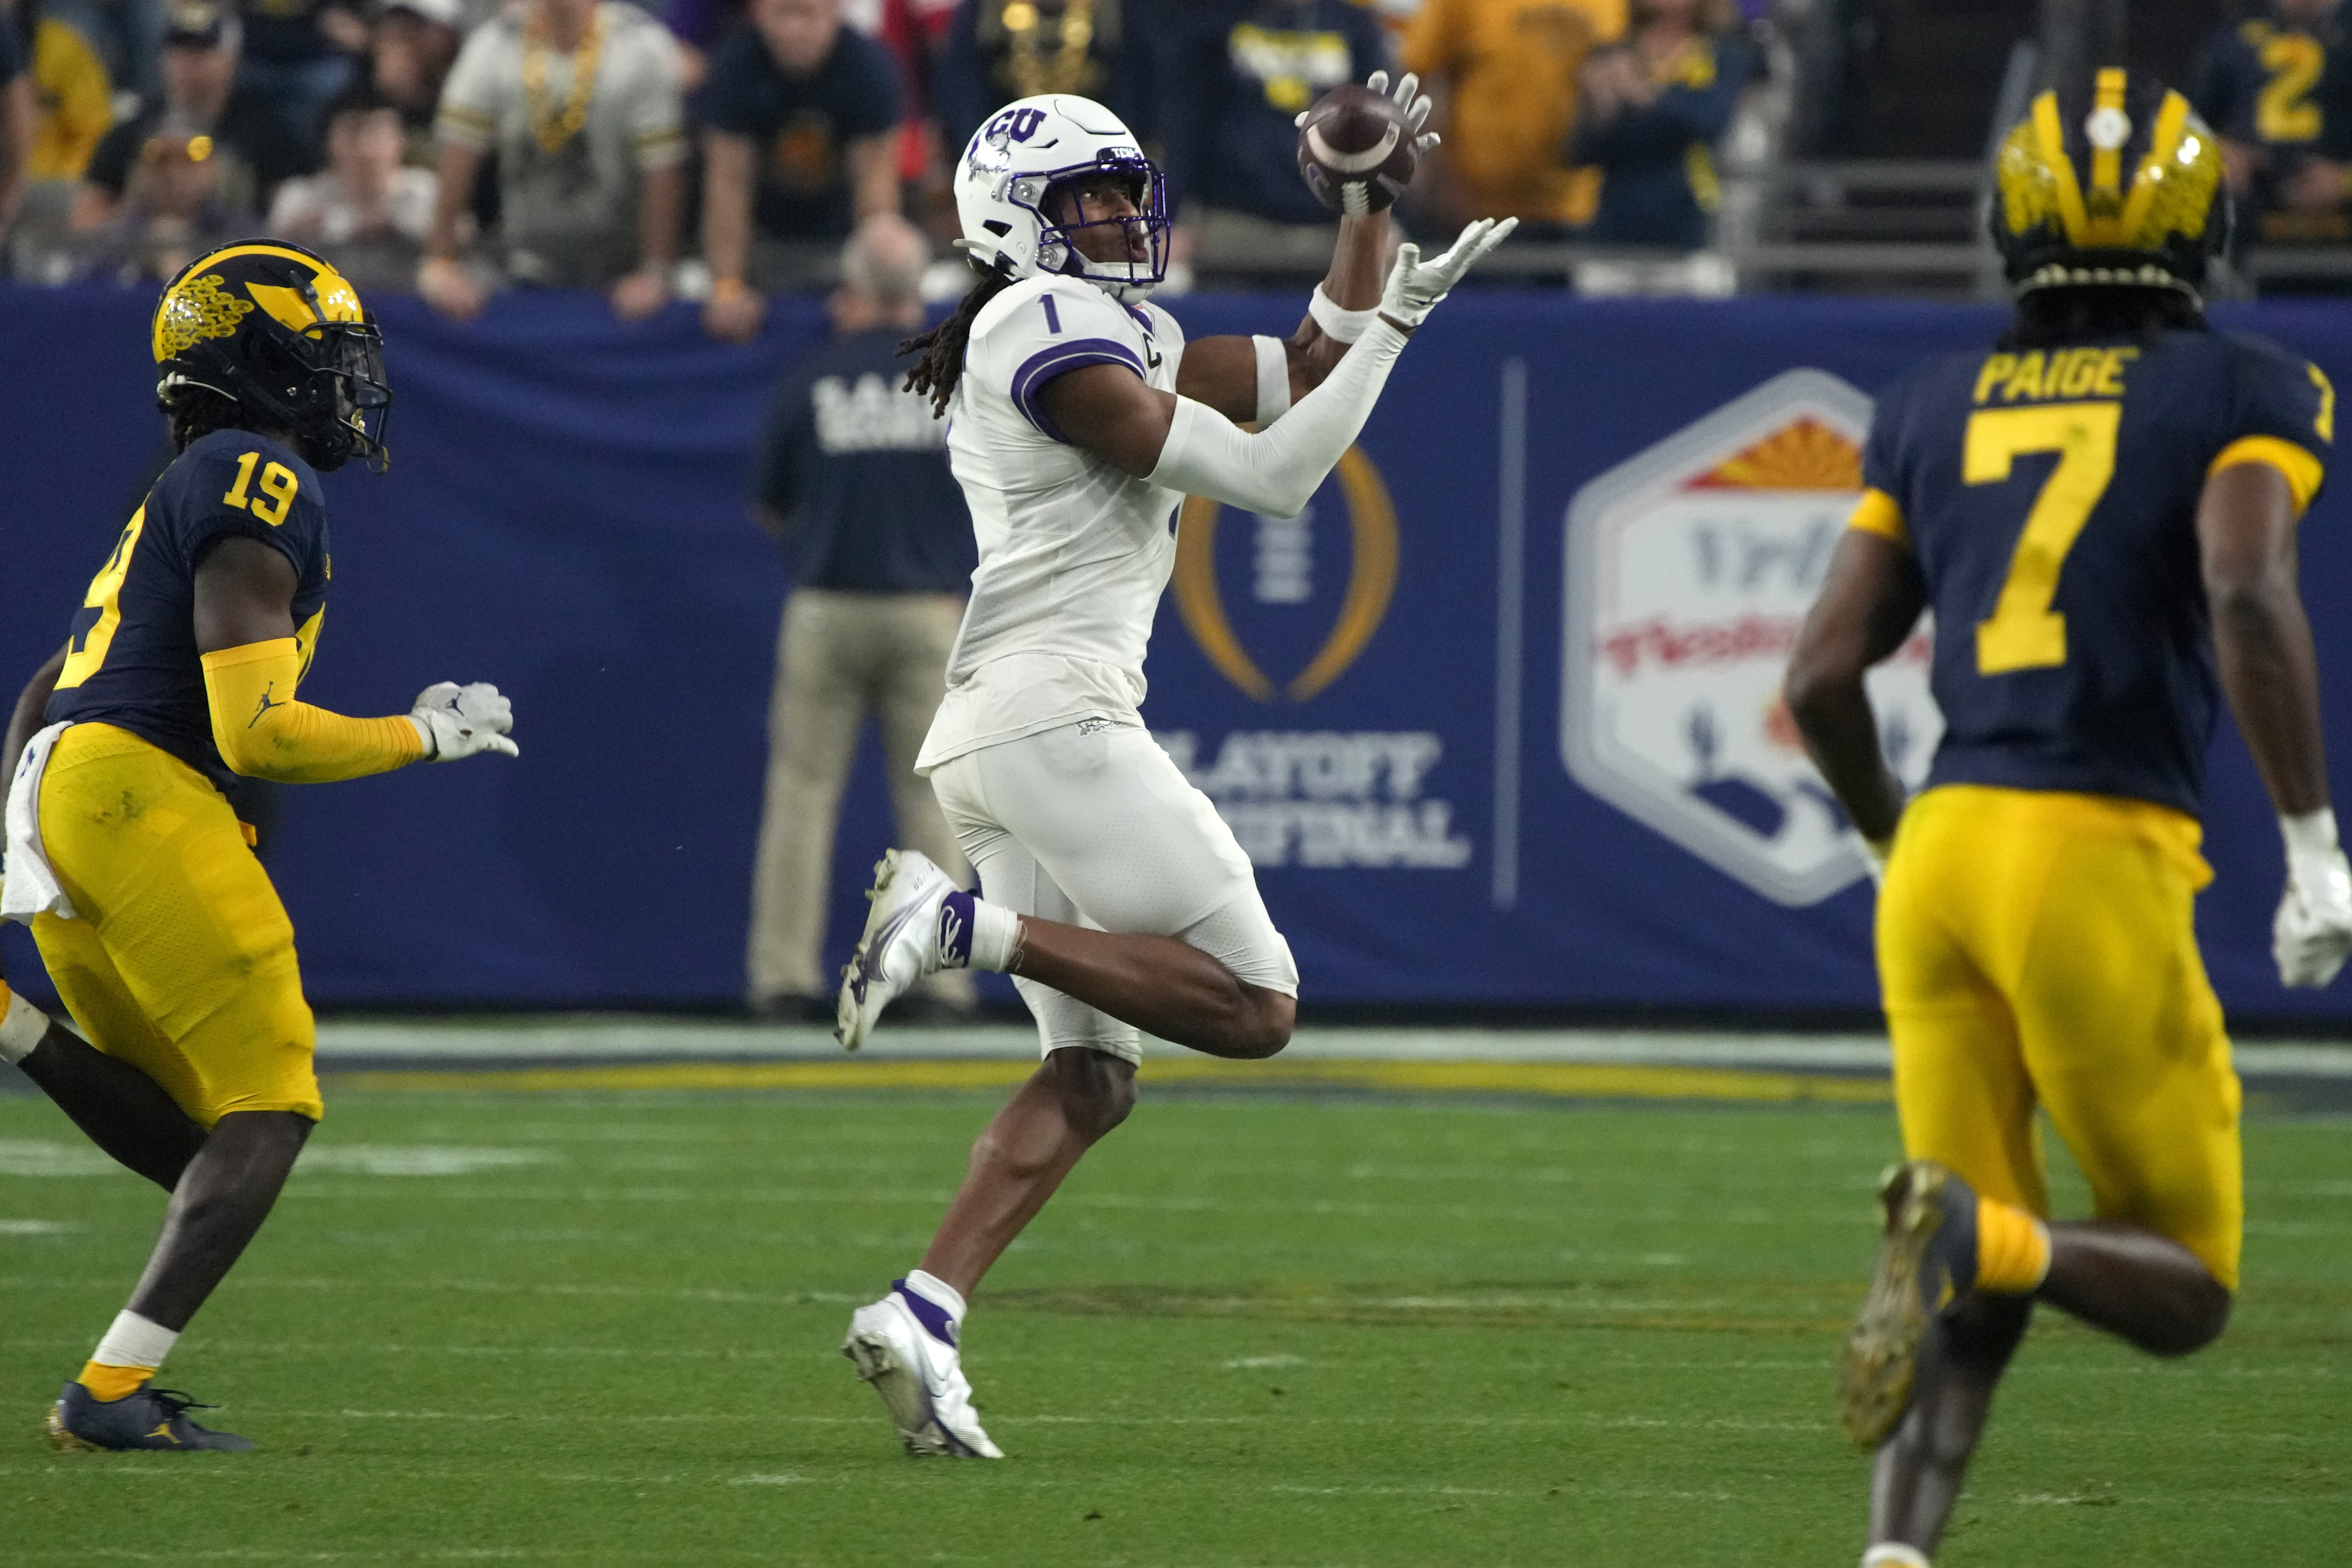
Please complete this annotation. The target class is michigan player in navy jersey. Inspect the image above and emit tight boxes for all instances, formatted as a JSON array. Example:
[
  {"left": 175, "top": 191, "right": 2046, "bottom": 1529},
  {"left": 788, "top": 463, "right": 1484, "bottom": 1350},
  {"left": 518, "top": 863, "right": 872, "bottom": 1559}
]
[
  {"left": 0, "top": 241, "right": 518, "bottom": 1451},
  {"left": 1785, "top": 73, "right": 2352, "bottom": 1565}
]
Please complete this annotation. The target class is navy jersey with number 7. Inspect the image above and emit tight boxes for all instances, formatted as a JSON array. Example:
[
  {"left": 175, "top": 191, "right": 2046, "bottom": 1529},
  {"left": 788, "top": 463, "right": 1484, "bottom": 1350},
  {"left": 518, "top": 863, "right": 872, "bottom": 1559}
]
[{"left": 1850, "top": 328, "right": 2333, "bottom": 818}]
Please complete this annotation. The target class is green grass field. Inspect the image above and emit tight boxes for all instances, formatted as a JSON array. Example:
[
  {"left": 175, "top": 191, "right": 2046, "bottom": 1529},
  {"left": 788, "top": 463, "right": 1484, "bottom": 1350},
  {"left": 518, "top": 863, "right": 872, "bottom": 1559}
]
[{"left": 1, "top": 1077, "right": 2346, "bottom": 1566}]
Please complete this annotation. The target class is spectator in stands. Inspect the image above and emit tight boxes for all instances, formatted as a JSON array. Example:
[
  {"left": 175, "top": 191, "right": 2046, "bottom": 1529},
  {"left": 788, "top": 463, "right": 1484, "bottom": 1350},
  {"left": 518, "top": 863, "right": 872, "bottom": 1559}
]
[
  {"left": 1157, "top": 0, "right": 1390, "bottom": 276},
  {"left": 236, "top": 0, "right": 369, "bottom": 161},
  {"left": 935, "top": 0, "right": 1143, "bottom": 158},
  {"left": 1401, "top": 0, "right": 1626, "bottom": 235},
  {"left": 744, "top": 212, "right": 978, "bottom": 1020},
  {"left": 700, "top": 0, "right": 901, "bottom": 341},
  {"left": 75, "top": 3, "right": 311, "bottom": 232},
  {"left": 877, "top": 0, "right": 959, "bottom": 222},
  {"left": 76, "top": 119, "right": 246, "bottom": 280},
  {"left": 0, "top": 12, "right": 34, "bottom": 243},
  {"left": 1569, "top": 0, "right": 1749, "bottom": 250},
  {"left": 421, "top": 0, "right": 689, "bottom": 319},
  {"left": 23, "top": 0, "right": 166, "bottom": 185},
  {"left": 268, "top": 85, "right": 435, "bottom": 290},
  {"left": 2191, "top": 0, "right": 2352, "bottom": 244},
  {"left": 368, "top": 0, "right": 466, "bottom": 168}
]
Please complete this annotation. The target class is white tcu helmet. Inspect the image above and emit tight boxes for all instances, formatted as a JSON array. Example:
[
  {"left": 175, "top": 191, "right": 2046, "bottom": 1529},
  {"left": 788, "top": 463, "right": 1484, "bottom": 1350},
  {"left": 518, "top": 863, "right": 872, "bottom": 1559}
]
[{"left": 953, "top": 94, "right": 1171, "bottom": 305}]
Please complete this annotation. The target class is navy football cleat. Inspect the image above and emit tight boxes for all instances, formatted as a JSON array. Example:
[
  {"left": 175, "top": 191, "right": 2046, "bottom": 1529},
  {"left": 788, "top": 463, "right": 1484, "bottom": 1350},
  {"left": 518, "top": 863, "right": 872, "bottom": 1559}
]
[
  {"left": 1836, "top": 1160, "right": 1980, "bottom": 1449},
  {"left": 47, "top": 1381, "right": 255, "bottom": 1452}
]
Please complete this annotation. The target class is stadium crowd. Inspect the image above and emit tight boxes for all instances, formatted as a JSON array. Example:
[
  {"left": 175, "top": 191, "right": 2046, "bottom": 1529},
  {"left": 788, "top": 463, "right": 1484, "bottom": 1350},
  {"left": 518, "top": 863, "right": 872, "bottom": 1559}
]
[
  {"left": 0, "top": 0, "right": 2349, "bottom": 317},
  {"left": 0, "top": 0, "right": 1793, "bottom": 324}
]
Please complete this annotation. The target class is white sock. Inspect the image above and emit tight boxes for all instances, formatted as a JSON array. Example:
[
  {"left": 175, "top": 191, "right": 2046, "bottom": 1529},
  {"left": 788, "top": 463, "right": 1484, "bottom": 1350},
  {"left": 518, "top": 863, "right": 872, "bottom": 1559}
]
[
  {"left": 902, "top": 1268, "right": 967, "bottom": 1323},
  {"left": 967, "top": 899, "right": 1021, "bottom": 973},
  {"left": 92, "top": 1309, "right": 178, "bottom": 1371},
  {"left": 1863, "top": 1546, "right": 1931, "bottom": 1568},
  {"left": 0, "top": 985, "right": 51, "bottom": 1065}
]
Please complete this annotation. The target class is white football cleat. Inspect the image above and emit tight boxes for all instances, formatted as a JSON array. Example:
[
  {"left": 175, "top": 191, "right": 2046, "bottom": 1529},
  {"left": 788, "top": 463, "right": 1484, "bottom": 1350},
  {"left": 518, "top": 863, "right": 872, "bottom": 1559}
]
[
  {"left": 843, "top": 1286, "right": 1003, "bottom": 1459},
  {"left": 835, "top": 850, "right": 955, "bottom": 1052}
]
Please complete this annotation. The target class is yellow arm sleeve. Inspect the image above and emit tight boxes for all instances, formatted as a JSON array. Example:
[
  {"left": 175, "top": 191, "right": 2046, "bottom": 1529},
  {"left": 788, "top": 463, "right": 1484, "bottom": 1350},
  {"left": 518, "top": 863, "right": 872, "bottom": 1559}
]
[
  {"left": 201, "top": 638, "right": 425, "bottom": 784},
  {"left": 2208, "top": 435, "right": 2326, "bottom": 515},
  {"left": 1847, "top": 487, "right": 1911, "bottom": 548}
]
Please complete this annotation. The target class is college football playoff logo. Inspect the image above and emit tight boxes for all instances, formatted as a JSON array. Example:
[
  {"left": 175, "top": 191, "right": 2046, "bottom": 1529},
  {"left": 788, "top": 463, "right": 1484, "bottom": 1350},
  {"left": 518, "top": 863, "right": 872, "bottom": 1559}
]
[{"left": 1171, "top": 447, "right": 1397, "bottom": 703}]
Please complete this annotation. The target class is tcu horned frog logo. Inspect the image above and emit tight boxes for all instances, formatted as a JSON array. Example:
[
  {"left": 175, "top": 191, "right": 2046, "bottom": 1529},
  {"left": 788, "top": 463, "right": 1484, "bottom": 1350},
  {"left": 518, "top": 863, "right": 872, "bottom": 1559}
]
[
  {"left": 966, "top": 106, "right": 1048, "bottom": 178},
  {"left": 1561, "top": 369, "right": 1942, "bottom": 905}
]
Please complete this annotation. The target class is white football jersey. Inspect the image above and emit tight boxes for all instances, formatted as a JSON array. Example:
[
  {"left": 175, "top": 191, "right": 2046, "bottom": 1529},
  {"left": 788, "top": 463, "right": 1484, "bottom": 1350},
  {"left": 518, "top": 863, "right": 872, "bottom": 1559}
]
[{"left": 916, "top": 274, "right": 1188, "bottom": 773}]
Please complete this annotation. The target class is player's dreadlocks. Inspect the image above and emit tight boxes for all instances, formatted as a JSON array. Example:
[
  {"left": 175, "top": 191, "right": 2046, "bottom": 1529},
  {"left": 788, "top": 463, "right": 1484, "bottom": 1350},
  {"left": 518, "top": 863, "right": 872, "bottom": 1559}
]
[
  {"left": 901, "top": 260, "right": 1015, "bottom": 418},
  {"left": 2004, "top": 286, "right": 2204, "bottom": 350}
]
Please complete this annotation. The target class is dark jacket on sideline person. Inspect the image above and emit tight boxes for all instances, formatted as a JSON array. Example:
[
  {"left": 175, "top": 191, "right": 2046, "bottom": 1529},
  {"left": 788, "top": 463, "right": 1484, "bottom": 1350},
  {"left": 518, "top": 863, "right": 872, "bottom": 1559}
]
[{"left": 753, "top": 326, "right": 976, "bottom": 594}]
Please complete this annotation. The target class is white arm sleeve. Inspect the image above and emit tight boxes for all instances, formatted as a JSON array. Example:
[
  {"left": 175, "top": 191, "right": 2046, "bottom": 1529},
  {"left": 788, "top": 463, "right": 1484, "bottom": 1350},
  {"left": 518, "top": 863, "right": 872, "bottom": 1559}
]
[
  {"left": 1150, "top": 320, "right": 1407, "bottom": 518},
  {"left": 1253, "top": 335, "right": 1292, "bottom": 426}
]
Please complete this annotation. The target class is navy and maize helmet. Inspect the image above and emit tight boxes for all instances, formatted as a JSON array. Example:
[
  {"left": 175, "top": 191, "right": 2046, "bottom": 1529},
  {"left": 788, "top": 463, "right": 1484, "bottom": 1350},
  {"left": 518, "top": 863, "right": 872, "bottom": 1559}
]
[
  {"left": 1989, "top": 68, "right": 2231, "bottom": 299},
  {"left": 152, "top": 240, "right": 392, "bottom": 472}
]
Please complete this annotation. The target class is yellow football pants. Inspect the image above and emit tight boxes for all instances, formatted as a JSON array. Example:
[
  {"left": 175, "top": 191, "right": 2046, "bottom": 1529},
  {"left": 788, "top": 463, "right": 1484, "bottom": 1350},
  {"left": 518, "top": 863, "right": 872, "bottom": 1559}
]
[
  {"left": 29, "top": 723, "right": 321, "bottom": 1126},
  {"left": 1878, "top": 784, "right": 2241, "bottom": 1289}
]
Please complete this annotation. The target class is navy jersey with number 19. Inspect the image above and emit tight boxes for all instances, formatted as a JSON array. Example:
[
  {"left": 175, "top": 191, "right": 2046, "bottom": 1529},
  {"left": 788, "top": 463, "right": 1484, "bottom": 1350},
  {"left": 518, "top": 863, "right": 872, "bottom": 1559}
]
[
  {"left": 1852, "top": 328, "right": 2332, "bottom": 818},
  {"left": 45, "top": 428, "right": 330, "bottom": 794}
]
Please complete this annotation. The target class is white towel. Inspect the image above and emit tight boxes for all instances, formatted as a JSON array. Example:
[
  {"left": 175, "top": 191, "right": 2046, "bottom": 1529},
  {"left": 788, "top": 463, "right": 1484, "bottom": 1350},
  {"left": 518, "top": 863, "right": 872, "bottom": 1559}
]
[{"left": 1, "top": 722, "right": 76, "bottom": 923}]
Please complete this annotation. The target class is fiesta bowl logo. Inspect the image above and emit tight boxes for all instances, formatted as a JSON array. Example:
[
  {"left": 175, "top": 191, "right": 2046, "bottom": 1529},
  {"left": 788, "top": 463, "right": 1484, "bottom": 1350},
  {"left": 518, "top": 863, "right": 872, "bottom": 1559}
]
[{"left": 1561, "top": 369, "right": 1940, "bottom": 905}]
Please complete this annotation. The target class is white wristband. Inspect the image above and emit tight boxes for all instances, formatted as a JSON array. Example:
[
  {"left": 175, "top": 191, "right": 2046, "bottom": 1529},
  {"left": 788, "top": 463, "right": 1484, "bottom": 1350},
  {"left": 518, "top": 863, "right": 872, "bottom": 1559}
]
[
  {"left": 1, "top": 986, "right": 50, "bottom": 1065},
  {"left": 1307, "top": 284, "right": 1379, "bottom": 344},
  {"left": 2282, "top": 807, "right": 2340, "bottom": 871},
  {"left": 1252, "top": 335, "right": 1292, "bottom": 426}
]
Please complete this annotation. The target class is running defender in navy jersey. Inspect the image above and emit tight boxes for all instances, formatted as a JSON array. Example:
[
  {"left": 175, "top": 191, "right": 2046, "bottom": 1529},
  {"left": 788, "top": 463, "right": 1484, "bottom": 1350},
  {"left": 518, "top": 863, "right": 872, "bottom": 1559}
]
[
  {"left": 1856, "top": 309, "right": 2329, "bottom": 818},
  {"left": 1, "top": 241, "right": 517, "bottom": 1453},
  {"left": 1784, "top": 70, "right": 2352, "bottom": 1568}
]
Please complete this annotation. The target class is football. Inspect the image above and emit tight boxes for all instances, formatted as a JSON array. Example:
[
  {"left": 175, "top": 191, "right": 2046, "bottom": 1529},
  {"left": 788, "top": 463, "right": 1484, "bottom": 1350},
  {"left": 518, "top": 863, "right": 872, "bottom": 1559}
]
[{"left": 1296, "top": 84, "right": 1416, "bottom": 217}]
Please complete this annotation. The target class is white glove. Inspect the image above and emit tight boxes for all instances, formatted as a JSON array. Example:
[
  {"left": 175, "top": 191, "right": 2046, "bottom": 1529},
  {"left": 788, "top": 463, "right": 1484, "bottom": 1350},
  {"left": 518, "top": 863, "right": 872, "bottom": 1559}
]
[
  {"left": 409, "top": 681, "right": 519, "bottom": 762},
  {"left": 2275, "top": 808, "right": 2352, "bottom": 987},
  {"left": 1295, "top": 70, "right": 1442, "bottom": 157},
  {"left": 1380, "top": 216, "right": 1519, "bottom": 330}
]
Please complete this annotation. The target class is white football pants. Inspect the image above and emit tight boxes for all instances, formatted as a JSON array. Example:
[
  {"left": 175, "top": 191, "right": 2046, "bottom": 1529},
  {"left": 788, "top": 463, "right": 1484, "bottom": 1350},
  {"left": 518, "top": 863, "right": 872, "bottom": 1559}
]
[{"left": 927, "top": 721, "right": 1298, "bottom": 1064}]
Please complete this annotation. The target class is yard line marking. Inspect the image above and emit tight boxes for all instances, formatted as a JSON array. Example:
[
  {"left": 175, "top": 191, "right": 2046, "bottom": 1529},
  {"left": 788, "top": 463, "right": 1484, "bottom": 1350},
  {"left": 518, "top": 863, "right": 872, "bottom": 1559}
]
[
  {"left": 0, "top": 1139, "right": 131, "bottom": 1177},
  {"left": 295, "top": 1146, "right": 553, "bottom": 1177}
]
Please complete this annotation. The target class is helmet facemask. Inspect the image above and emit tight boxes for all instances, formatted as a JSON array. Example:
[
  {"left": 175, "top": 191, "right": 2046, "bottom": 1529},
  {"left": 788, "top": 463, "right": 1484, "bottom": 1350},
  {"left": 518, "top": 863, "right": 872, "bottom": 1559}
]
[
  {"left": 313, "top": 318, "right": 392, "bottom": 474},
  {"left": 1011, "top": 153, "right": 1171, "bottom": 304}
]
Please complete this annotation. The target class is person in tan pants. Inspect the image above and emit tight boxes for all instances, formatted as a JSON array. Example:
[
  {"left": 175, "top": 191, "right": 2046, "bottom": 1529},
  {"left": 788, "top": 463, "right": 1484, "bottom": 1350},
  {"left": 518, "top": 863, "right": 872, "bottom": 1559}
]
[{"left": 746, "top": 214, "right": 978, "bottom": 1016}]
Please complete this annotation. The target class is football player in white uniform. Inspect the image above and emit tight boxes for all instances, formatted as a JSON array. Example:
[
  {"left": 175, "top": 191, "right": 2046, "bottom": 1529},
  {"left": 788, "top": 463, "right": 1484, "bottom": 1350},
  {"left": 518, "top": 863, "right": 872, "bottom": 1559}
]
[{"left": 833, "top": 81, "right": 1511, "bottom": 1458}]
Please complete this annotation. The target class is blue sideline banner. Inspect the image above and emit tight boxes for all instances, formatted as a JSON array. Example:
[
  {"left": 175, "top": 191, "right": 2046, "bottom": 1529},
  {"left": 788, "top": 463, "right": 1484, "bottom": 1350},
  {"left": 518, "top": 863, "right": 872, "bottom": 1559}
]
[{"left": 5, "top": 284, "right": 2352, "bottom": 1019}]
